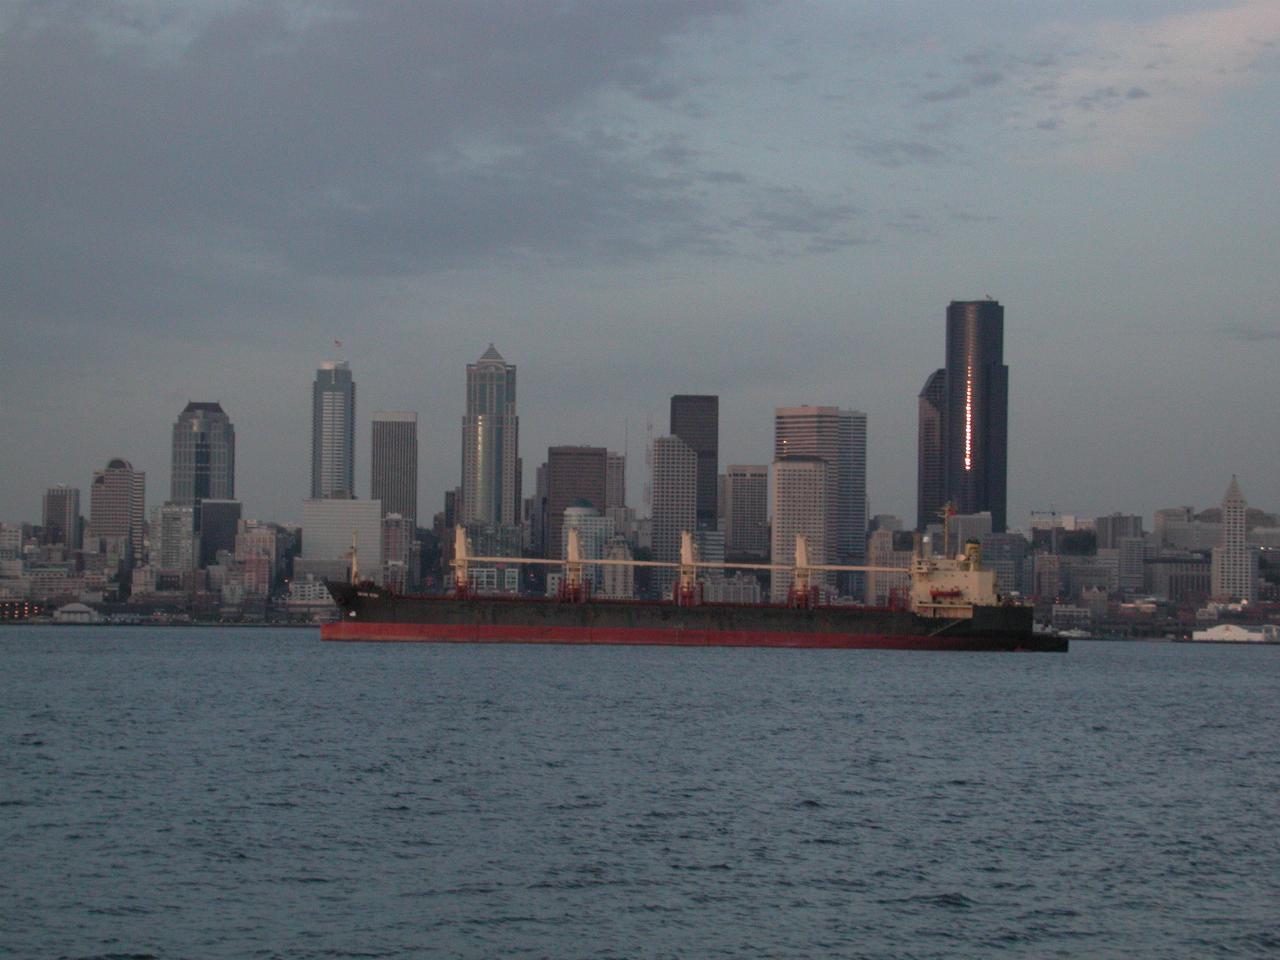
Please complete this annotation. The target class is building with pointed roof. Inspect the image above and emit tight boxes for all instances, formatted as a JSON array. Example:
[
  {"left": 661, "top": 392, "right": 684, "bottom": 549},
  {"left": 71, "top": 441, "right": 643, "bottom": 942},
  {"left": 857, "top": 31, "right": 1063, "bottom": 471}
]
[
  {"left": 1211, "top": 476, "right": 1258, "bottom": 602},
  {"left": 461, "top": 344, "right": 520, "bottom": 528}
]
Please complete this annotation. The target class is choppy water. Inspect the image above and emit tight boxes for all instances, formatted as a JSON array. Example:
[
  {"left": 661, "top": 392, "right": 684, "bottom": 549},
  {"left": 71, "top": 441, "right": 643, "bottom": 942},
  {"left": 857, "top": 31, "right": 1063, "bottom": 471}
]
[{"left": 2, "top": 628, "right": 1278, "bottom": 959}]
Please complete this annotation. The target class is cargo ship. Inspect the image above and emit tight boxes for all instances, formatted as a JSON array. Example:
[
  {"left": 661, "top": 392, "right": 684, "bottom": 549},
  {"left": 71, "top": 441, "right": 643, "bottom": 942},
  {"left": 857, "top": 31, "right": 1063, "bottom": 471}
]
[{"left": 322, "top": 526, "right": 1066, "bottom": 652}]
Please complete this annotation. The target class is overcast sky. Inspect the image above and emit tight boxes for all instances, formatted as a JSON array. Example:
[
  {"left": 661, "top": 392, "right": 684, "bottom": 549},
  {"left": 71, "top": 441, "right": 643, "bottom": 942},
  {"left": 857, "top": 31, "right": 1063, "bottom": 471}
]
[{"left": 2, "top": 0, "right": 1277, "bottom": 528}]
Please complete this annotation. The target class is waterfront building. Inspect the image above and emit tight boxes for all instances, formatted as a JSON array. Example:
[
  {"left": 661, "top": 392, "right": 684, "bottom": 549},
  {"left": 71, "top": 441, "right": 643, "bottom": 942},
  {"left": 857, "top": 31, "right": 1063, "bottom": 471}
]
[
  {"left": 545, "top": 446, "right": 608, "bottom": 561},
  {"left": 774, "top": 406, "right": 867, "bottom": 594},
  {"left": 298, "top": 498, "right": 383, "bottom": 585},
  {"left": 770, "top": 456, "right": 829, "bottom": 602},
  {"left": 461, "top": 345, "right": 520, "bottom": 527},
  {"left": 87, "top": 459, "right": 145, "bottom": 566},
  {"left": 723, "top": 465, "right": 769, "bottom": 559},
  {"left": 371, "top": 411, "right": 418, "bottom": 526},
  {"left": 916, "top": 369, "right": 946, "bottom": 531},
  {"left": 1211, "top": 476, "right": 1258, "bottom": 602},
  {"left": 42, "top": 485, "right": 81, "bottom": 549},
  {"left": 381, "top": 513, "right": 416, "bottom": 593},
  {"left": 171, "top": 402, "right": 235, "bottom": 505},
  {"left": 311, "top": 361, "right": 355, "bottom": 499},
  {"left": 670, "top": 395, "right": 719, "bottom": 530},
  {"left": 651, "top": 435, "right": 697, "bottom": 597},
  {"left": 948, "top": 512, "right": 993, "bottom": 552}
]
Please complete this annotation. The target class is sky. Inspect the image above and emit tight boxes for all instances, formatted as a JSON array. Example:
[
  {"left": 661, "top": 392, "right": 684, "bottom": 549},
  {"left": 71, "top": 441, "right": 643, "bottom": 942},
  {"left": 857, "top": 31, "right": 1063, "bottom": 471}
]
[{"left": 2, "top": 0, "right": 1278, "bottom": 529}]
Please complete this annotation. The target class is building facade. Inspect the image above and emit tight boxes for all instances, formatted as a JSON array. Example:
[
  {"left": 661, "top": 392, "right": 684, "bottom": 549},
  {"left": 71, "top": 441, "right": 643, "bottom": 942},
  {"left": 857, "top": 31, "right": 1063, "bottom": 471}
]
[
  {"left": 545, "top": 446, "right": 608, "bottom": 561},
  {"left": 723, "top": 465, "right": 769, "bottom": 558},
  {"left": 770, "top": 456, "right": 829, "bottom": 602},
  {"left": 311, "top": 361, "right": 355, "bottom": 499},
  {"left": 916, "top": 369, "right": 946, "bottom": 531},
  {"left": 1211, "top": 476, "right": 1257, "bottom": 602},
  {"left": 606, "top": 451, "right": 627, "bottom": 511},
  {"left": 651, "top": 435, "right": 698, "bottom": 597},
  {"left": 371, "top": 411, "right": 418, "bottom": 526},
  {"left": 42, "top": 485, "right": 81, "bottom": 549},
  {"left": 461, "top": 345, "right": 520, "bottom": 527},
  {"left": 298, "top": 498, "right": 383, "bottom": 585},
  {"left": 943, "top": 300, "right": 1009, "bottom": 531},
  {"left": 670, "top": 395, "right": 719, "bottom": 530},
  {"left": 87, "top": 459, "right": 145, "bottom": 565},
  {"left": 774, "top": 406, "right": 867, "bottom": 593},
  {"left": 171, "top": 401, "right": 235, "bottom": 505}
]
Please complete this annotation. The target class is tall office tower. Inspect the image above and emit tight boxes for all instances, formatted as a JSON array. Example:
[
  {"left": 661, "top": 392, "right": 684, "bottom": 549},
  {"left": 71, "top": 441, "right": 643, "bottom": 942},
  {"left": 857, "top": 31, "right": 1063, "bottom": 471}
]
[
  {"left": 774, "top": 406, "right": 867, "bottom": 593},
  {"left": 650, "top": 435, "right": 697, "bottom": 597},
  {"left": 88, "top": 459, "right": 145, "bottom": 564},
  {"left": 770, "top": 457, "right": 830, "bottom": 602},
  {"left": 1211, "top": 476, "right": 1257, "bottom": 602},
  {"left": 606, "top": 451, "right": 627, "bottom": 510},
  {"left": 670, "top": 395, "right": 719, "bottom": 530},
  {"left": 545, "top": 446, "right": 608, "bottom": 560},
  {"left": 916, "top": 369, "right": 946, "bottom": 531},
  {"left": 461, "top": 345, "right": 519, "bottom": 526},
  {"left": 371, "top": 411, "right": 418, "bottom": 526},
  {"left": 312, "top": 361, "right": 356, "bottom": 499},
  {"left": 1095, "top": 513, "right": 1145, "bottom": 550},
  {"left": 944, "top": 300, "right": 1009, "bottom": 531},
  {"left": 171, "top": 402, "right": 235, "bottom": 505},
  {"left": 723, "top": 465, "right": 769, "bottom": 558},
  {"left": 42, "top": 485, "right": 81, "bottom": 548}
]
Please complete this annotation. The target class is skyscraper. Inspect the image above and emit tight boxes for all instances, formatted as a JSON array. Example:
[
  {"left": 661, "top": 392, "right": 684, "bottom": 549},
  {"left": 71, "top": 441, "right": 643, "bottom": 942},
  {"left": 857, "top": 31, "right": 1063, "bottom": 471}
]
[
  {"left": 650, "top": 435, "right": 697, "bottom": 597},
  {"left": 774, "top": 406, "right": 867, "bottom": 592},
  {"left": 770, "top": 457, "right": 829, "bottom": 602},
  {"left": 371, "top": 411, "right": 418, "bottom": 526},
  {"left": 943, "top": 300, "right": 1008, "bottom": 531},
  {"left": 669, "top": 395, "right": 718, "bottom": 530},
  {"left": 723, "top": 465, "right": 768, "bottom": 558},
  {"left": 916, "top": 369, "right": 946, "bottom": 531},
  {"left": 545, "top": 446, "right": 608, "bottom": 560},
  {"left": 87, "top": 459, "right": 145, "bottom": 564},
  {"left": 171, "top": 402, "right": 235, "bottom": 505},
  {"left": 42, "top": 485, "right": 81, "bottom": 548},
  {"left": 312, "top": 361, "right": 355, "bottom": 499},
  {"left": 1211, "top": 476, "right": 1257, "bottom": 602},
  {"left": 606, "top": 451, "right": 627, "bottom": 510},
  {"left": 461, "top": 345, "right": 519, "bottom": 527}
]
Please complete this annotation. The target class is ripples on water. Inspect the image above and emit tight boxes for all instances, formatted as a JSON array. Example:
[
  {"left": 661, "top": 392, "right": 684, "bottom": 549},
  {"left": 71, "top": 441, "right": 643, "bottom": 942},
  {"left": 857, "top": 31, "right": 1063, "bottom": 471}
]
[{"left": 2, "top": 628, "right": 1278, "bottom": 958}]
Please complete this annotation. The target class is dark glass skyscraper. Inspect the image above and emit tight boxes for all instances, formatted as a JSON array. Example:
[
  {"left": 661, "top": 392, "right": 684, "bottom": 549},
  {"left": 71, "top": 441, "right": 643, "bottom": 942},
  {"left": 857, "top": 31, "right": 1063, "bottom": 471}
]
[
  {"left": 916, "top": 369, "right": 946, "bottom": 531},
  {"left": 171, "top": 401, "right": 235, "bottom": 505},
  {"left": 942, "top": 300, "right": 1008, "bottom": 531},
  {"left": 669, "top": 395, "right": 718, "bottom": 531}
]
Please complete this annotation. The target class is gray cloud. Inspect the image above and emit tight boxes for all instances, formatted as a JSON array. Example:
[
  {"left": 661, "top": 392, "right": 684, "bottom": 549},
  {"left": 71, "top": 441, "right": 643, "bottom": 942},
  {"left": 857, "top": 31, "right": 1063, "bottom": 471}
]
[
  {"left": 1223, "top": 324, "right": 1280, "bottom": 342},
  {"left": 922, "top": 83, "right": 971, "bottom": 102}
]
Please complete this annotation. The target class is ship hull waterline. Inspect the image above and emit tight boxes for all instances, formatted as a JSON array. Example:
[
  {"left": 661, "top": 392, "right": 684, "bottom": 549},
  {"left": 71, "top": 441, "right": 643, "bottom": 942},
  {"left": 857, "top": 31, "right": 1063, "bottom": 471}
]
[{"left": 320, "top": 587, "right": 1066, "bottom": 652}]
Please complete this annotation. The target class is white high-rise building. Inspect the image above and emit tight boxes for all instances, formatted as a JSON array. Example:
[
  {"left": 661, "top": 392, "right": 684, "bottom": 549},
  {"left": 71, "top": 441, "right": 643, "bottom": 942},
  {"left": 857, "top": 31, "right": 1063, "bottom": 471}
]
[
  {"left": 1211, "top": 476, "right": 1258, "bottom": 602},
  {"left": 311, "top": 361, "right": 355, "bottom": 499},
  {"left": 461, "top": 345, "right": 520, "bottom": 527},
  {"left": 724, "top": 465, "right": 769, "bottom": 558},
  {"left": 600, "top": 536, "right": 635, "bottom": 599},
  {"left": 774, "top": 406, "right": 867, "bottom": 594},
  {"left": 651, "top": 435, "right": 697, "bottom": 597},
  {"left": 770, "top": 457, "right": 829, "bottom": 602}
]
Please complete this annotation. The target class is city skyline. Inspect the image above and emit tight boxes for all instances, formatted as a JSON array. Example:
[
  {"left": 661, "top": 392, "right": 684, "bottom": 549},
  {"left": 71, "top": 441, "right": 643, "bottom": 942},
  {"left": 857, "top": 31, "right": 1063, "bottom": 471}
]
[{"left": 2, "top": 3, "right": 1278, "bottom": 524}]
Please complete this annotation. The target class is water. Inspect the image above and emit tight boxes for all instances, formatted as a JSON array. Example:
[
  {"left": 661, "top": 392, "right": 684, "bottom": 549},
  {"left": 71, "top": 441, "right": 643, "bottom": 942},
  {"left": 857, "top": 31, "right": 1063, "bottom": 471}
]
[{"left": 2, "top": 628, "right": 1278, "bottom": 959}]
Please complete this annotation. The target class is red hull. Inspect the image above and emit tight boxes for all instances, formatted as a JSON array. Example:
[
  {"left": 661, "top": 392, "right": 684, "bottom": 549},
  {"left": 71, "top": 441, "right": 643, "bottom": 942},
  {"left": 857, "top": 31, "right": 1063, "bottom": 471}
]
[{"left": 321, "top": 620, "right": 1049, "bottom": 651}]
